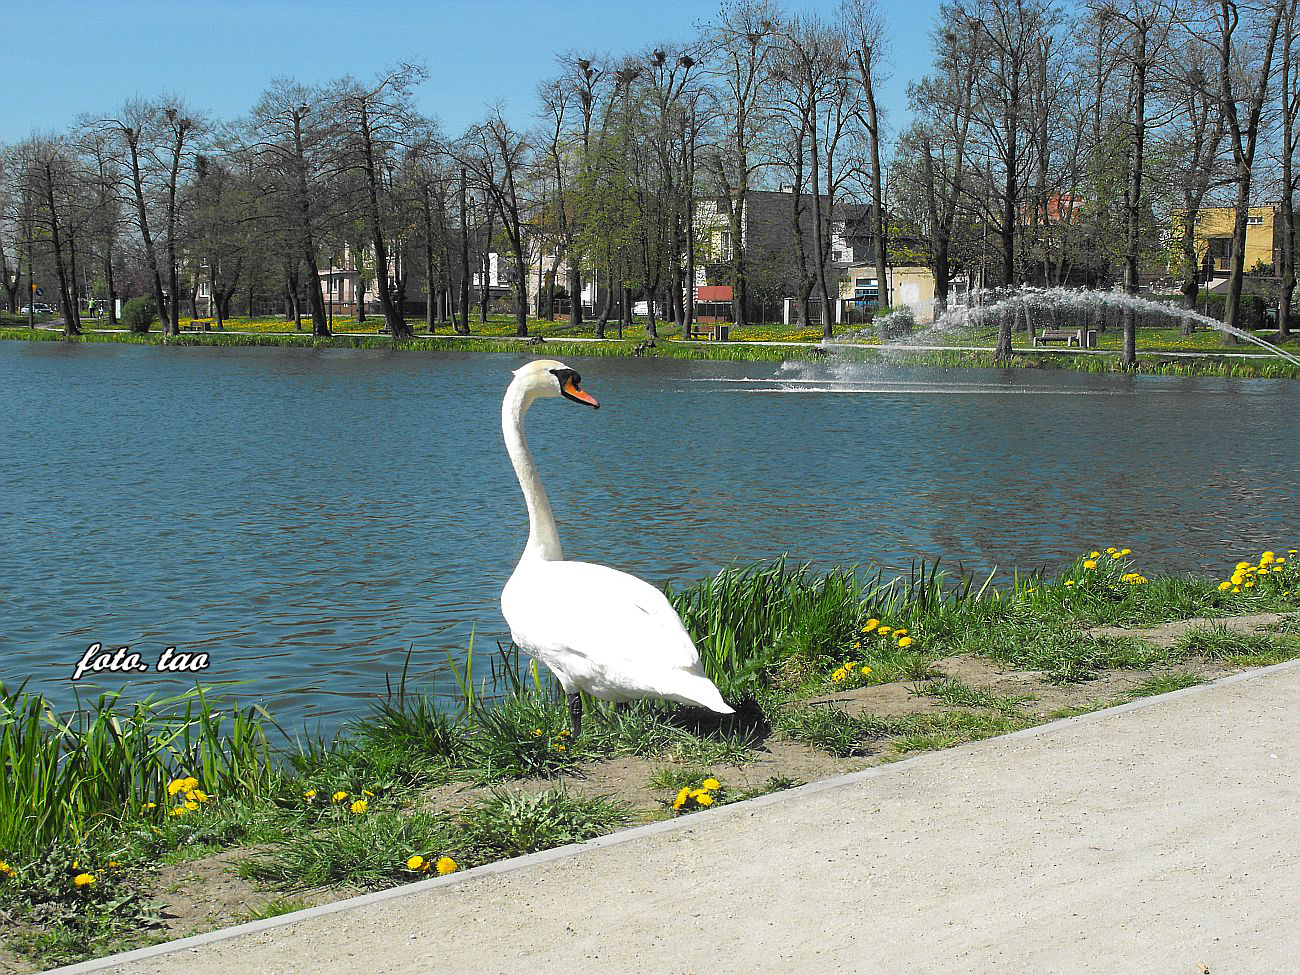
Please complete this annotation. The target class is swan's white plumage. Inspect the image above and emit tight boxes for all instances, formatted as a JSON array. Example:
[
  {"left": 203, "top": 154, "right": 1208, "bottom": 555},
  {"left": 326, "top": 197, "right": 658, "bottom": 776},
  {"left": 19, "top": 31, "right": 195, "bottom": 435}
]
[{"left": 499, "top": 360, "right": 733, "bottom": 715}]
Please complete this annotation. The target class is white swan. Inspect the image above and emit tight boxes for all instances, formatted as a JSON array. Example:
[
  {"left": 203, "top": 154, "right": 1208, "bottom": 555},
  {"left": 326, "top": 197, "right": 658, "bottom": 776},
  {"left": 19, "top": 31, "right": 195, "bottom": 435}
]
[{"left": 500, "top": 359, "right": 734, "bottom": 736}]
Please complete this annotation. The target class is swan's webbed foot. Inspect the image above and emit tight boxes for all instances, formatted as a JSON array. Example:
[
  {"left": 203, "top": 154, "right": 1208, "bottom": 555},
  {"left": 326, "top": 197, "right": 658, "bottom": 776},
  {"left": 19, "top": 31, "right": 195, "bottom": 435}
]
[{"left": 568, "top": 692, "right": 583, "bottom": 739}]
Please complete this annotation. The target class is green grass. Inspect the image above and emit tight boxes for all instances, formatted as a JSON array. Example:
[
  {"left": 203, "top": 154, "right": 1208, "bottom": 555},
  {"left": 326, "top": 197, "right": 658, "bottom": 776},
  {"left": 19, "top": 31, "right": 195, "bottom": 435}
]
[
  {"left": 775, "top": 702, "right": 1035, "bottom": 756},
  {"left": 646, "top": 764, "right": 714, "bottom": 792},
  {"left": 1172, "top": 624, "right": 1277, "bottom": 661},
  {"left": 1171, "top": 624, "right": 1300, "bottom": 666},
  {"left": 0, "top": 684, "right": 280, "bottom": 862},
  {"left": 922, "top": 678, "right": 1031, "bottom": 714},
  {"left": 242, "top": 809, "right": 460, "bottom": 890},
  {"left": 242, "top": 896, "right": 311, "bottom": 921},
  {"left": 457, "top": 787, "right": 631, "bottom": 859},
  {"left": 1124, "top": 672, "right": 1206, "bottom": 698}
]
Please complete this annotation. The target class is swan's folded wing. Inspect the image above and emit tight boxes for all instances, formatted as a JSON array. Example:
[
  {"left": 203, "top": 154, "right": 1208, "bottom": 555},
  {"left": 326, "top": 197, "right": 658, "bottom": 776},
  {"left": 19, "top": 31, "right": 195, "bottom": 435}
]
[{"left": 507, "top": 560, "right": 704, "bottom": 675}]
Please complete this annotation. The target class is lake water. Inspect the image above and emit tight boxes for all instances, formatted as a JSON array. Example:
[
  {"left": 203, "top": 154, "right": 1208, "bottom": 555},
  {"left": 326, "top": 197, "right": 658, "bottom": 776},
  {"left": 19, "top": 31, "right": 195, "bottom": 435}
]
[{"left": 2, "top": 341, "right": 1295, "bottom": 733}]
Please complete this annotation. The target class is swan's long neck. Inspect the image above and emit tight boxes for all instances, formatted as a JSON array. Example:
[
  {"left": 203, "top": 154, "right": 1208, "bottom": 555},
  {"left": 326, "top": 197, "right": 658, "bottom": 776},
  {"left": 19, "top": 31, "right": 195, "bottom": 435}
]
[{"left": 503, "top": 379, "right": 563, "bottom": 562}]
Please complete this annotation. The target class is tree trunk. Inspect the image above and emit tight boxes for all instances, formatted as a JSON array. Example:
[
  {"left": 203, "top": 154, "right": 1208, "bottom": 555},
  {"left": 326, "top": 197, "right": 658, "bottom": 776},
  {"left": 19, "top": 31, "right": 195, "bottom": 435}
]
[
  {"left": 595, "top": 267, "right": 609, "bottom": 338},
  {"left": 567, "top": 263, "right": 583, "bottom": 326},
  {"left": 125, "top": 137, "right": 169, "bottom": 334},
  {"left": 1120, "top": 27, "right": 1148, "bottom": 369},
  {"left": 457, "top": 170, "right": 471, "bottom": 335},
  {"left": 105, "top": 256, "right": 118, "bottom": 327}
]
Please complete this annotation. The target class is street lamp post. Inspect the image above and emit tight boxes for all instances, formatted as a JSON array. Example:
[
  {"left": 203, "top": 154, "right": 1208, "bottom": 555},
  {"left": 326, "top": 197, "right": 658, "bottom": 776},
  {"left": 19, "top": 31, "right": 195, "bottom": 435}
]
[{"left": 328, "top": 256, "right": 334, "bottom": 329}]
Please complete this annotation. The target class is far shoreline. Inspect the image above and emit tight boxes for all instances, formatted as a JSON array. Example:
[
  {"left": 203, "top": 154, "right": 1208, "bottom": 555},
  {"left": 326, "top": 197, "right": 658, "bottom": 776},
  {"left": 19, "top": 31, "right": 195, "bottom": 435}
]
[{"left": 3, "top": 324, "right": 1298, "bottom": 379}]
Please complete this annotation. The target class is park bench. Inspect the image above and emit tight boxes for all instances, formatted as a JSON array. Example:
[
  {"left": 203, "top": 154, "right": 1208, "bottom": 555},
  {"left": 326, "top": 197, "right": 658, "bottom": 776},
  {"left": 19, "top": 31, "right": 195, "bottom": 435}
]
[
  {"left": 1033, "top": 327, "right": 1096, "bottom": 349},
  {"left": 184, "top": 319, "right": 213, "bottom": 332},
  {"left": 685, "top": 323, "right": 730, "bottom": 341}
]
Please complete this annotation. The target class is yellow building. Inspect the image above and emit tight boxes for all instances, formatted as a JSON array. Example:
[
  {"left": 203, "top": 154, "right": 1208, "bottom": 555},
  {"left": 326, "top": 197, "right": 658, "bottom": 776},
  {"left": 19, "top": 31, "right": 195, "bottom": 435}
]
[
  {"left": 838, "top": 265, "right": 938, "bottom": 322},
  {"left": 1170, "top": 204, "right": 1279, "bottom": 276}
]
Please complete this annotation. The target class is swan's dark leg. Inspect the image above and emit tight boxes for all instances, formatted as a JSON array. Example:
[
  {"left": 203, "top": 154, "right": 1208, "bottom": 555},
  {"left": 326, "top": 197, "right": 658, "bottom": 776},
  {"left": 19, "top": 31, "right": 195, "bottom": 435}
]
[{"left": 568, "top": 692, "right": 583, "bottom": 738}]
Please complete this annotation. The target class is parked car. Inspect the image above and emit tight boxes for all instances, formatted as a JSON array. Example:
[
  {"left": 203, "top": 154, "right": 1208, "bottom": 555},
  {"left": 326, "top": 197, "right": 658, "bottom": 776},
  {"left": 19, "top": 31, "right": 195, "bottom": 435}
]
[{"left": 20, "top": 303, "right": 55, "bottom": 315}]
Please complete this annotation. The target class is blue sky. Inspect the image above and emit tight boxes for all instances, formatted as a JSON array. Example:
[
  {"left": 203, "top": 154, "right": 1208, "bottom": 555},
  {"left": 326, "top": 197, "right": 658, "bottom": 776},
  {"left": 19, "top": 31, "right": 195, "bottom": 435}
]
[{"left": 1, "top": 0, "right": 943, "bottom": 143}]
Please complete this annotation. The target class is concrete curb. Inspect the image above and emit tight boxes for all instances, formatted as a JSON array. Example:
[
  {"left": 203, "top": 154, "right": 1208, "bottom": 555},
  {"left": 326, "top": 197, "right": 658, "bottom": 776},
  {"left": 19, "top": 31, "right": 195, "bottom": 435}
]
[{"left": 44, "top": 657, "right": 1300, "bottom": 975}]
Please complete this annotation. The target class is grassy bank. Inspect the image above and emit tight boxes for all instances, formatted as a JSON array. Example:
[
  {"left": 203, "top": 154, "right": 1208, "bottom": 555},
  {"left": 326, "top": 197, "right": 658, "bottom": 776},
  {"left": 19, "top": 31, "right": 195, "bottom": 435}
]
[
  {"left": 4, "top": 324, "right": 1299, "bottom": 377},
  {"left": 2, "top": 546, "right": 1297, "bottom": 968}
]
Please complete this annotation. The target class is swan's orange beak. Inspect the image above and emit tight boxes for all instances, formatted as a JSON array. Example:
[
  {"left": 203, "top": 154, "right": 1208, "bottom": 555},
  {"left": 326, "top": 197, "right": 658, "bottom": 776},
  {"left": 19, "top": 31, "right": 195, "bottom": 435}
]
[{"left": 562, "top": 377, "right": 599, "bottom": 409}]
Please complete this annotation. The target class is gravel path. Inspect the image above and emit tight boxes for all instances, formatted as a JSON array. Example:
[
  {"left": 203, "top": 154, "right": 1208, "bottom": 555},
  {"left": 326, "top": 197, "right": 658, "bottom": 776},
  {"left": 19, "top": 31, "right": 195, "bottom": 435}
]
[{"left": 55, "top": 661, "right": 1300, "bottom": 975}]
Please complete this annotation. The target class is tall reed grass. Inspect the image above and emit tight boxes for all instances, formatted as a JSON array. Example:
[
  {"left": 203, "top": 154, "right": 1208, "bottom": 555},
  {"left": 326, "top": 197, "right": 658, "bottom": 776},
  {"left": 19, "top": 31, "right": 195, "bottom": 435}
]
[{"left": 0, "top": 684, "right": 280, "bottom": 859}]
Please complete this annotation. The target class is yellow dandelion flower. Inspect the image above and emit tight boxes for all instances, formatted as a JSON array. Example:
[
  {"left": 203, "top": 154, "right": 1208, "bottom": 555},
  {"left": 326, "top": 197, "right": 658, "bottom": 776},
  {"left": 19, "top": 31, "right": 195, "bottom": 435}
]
[
  {"left": 143, "top": 802, "right": 157, "bottom": 810},
  {"left": 1273, "top": 566, "right": 1284, "bottom": 573},
  {"left": 862, "top": 619, "right": 879, "bottom": 632},
  {"left": 332, "top": 791, "right": 348, "bottom": 803},
  {"left": 897, "top": 636, "right": 914, "bottom": 648},
  {"left": 701, "top": 778, "right": 721, "bottom": 791},
  {"left": 72, "top": 873, "right": 96, "bottom": 887},
  {"left": 894, "top": 628, "right": 908, "bottom": 637},
  {"left": 350, "top": 799, "right": 368, "bottom": 815},
  {"left": 167, "top": 779, "right": 186, "bottom": 796},
  {"left": 183, "top": 800, "right": 199, "bottom": 811},
  {"left": 1089, "top": 551, "right": 1100, "bottom": 559},
  {"left": 1232, "top": 586, "right": 1242, "bottom": 593},
  {"left": 877, "top": 625, "right": 891, "bottom": 636},
  {"left": 304, "top": 789, "right": 317, "bottom": 799},
  {"left": 1119, "top": 549, "right": 1131, "bottom": 556},
  {"left": 532, "top": 729, "right": 543, "bottom": 737},
  {"left": 673, "top": 787, "right": 690, "bottom": 811},
  {"left": 1277, "top": 558, "right": 1286, "bottom": 565},
  {"left": 406, "top": 855, "right": 425, "bottom": 871},
  {"left": 435, "top": 857, "right": 458, "bottom": 875},
  {"left": 1083, "top": 559, "right": 1097, "bottom": 570},
  {"left": 1218, "top": 581, "right": 1232, "bottom": 591},
  {"left": 363, "top": 790, "right": 375, "bottom": 797},
  {"left": 182, "top": 777, "right": 198, "bottom": 790},
  {"left": 167, "top": 806, "right": 187, "bottom": 817},
  {"left": 1064, "top": 580, "right": 1076, "bottom": 587},
  {"left": 0, "top": 861, "right": 15, "bottom": 879},
  {"left": 1261, "top": 551, "right": 1276, "bottom": 565},
  {"left": 695, "top": 793, "right": 714, "bottom": 807},
  {"left": 860, "top": 665, "right": 872, "bottom": 675},
  {"left": 1236, "top": 561, "right": 1252, "bottom": 570},
  {"left": 186, "top": 789, "right": 208, "bottom": 803}
]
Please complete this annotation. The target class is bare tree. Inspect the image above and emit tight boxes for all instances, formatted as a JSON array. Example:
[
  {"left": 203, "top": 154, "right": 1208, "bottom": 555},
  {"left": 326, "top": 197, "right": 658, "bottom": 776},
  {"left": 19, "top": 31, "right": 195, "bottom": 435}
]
[
  {"left": 1212, "top": 0, "right": 1287, "bottom": 331},
  {"left": 1276, "top": 0, "right": 1299, "bottom": 339},
  {"left": 331, "top": 66, "right": 428, "bottom": 340},
  {"left": 842, "top": 0, "right": 890, "bottom": 315},
  {"left": 893, "top": 19, "right": 979, "bottom": 312},
  {"left": 460, "top": 109, "right": 533, "bottom": 335},
  {"left": 1160, "top": 37, "right": 1228, "bottom": 322}
]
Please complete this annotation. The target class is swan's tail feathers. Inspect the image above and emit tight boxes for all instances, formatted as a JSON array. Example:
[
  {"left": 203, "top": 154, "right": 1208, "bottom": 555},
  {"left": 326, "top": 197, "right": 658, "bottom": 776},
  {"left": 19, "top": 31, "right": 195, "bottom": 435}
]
[{"left": 669, "top": 672, "right": 735, "bottom": 714}]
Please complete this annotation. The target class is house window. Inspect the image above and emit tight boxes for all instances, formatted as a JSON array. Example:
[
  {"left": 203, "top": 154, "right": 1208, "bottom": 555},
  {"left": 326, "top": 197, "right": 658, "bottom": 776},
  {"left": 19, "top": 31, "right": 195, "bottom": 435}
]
[
  {"left": 1246, "top": 215, "right": 1264, "bottom": 226},
  {"left": 717, "top": 231, "right": 733, "bottom": 262}
]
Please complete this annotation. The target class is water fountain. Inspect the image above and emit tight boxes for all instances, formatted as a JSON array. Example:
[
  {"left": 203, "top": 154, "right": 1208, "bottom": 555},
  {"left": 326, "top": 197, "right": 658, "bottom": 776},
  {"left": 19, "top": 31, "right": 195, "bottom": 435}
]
[{"left": 833, "top": 286, "right": 1300, "bottom": 368}]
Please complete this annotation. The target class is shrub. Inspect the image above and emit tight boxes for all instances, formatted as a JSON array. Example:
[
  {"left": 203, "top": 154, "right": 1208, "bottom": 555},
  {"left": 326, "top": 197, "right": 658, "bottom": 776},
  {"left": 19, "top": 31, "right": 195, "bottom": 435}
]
[
  {"left": 458, "top": 787, "right": 630, "bottom": 859},
  {"left": 119, "top": 297, "right": 157, "bottom": 332}
]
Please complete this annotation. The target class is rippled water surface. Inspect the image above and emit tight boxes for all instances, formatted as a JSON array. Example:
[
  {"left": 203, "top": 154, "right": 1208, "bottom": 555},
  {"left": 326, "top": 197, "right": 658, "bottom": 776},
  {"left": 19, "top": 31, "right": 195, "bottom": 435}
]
[{"left": 2, "top": 341, "right": 1295, "bottom": 732}]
